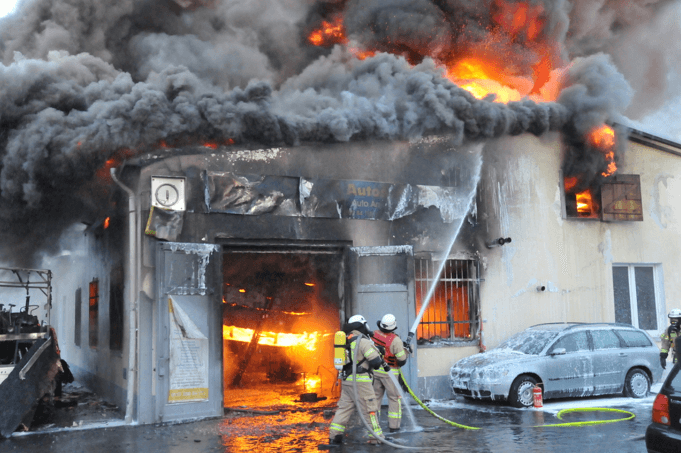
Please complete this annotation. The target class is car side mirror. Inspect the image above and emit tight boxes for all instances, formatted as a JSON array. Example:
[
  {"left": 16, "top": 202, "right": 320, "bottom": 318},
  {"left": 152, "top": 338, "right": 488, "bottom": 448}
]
[{"left": 550, "top": 348, "right": 567, "bottom": 356}]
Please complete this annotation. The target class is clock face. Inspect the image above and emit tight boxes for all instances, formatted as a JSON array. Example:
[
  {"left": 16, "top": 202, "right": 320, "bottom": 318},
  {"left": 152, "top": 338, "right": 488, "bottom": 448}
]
[
  {"left": 151, "top": 176, "right": 186, "bottom": 211},
  {"left": 155, "top": 184, "right": 180, "bottom": 207}
]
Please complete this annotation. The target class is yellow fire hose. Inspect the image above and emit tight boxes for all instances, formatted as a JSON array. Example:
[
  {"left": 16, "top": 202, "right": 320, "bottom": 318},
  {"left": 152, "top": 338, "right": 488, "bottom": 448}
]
[
  {"left": 397, "top": 370, "right": 635, "bottom": 430},
  {"left": 334, "top": 341, "right": 635, "bottom": 451},
  {"left": 398, "top": 369, "right": 481, "bottom": 430},
  {"left": 534, "top": 407, "right": 636, "bottom": 428}
]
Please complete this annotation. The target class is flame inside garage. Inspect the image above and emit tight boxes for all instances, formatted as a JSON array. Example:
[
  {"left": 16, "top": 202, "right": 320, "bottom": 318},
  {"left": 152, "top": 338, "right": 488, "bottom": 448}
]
[{"left": 222, "top": 250, "right": 342, "bottom": 409}]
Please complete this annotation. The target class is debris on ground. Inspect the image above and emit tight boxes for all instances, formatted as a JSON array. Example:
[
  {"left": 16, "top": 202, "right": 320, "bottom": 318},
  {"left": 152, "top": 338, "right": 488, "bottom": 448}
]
[{"left": 26, "top": 382, "right": 124, "bottom": 433}]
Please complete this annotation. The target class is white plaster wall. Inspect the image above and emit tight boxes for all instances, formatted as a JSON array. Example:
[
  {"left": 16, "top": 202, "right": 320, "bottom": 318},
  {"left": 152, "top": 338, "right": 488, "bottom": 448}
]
[
  {"left": 416, "top": 132, "right": 681, "bottom": 381},
  {"left": 480, "top": 134, "right": 681, "bottom": 349}
]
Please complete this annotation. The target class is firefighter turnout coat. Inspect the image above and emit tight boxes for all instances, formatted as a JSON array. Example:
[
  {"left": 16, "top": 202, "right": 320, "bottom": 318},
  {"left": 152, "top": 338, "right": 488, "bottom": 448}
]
[
  {"left": 372, "top": 330, "right": 408, "bottom": 430},
  {"left": 329, "top": 330, "right": 384, "bottom": 442},
  {"left": 661, "top": 326, "right": 680, "bottom": 362}
]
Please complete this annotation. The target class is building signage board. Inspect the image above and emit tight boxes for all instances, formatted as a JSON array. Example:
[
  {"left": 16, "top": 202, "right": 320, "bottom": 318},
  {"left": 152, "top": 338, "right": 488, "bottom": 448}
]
[
  {"left": 204, "top": 172, "right": 469, "bottom": 223},
  {"left": 167, "top": 296, "right": 209, "bottom": 403}
]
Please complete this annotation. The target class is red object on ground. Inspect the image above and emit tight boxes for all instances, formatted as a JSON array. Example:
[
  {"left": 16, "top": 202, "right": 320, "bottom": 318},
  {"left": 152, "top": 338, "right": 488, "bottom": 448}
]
[{"left": 533, "top": 386, "right": 543, "bottom": 408}]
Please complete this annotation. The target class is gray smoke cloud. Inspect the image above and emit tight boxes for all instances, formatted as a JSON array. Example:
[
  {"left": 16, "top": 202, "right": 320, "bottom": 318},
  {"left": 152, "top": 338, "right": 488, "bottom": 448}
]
[{"left": 0, "top": 0, "right": 674, "bottom": 265}]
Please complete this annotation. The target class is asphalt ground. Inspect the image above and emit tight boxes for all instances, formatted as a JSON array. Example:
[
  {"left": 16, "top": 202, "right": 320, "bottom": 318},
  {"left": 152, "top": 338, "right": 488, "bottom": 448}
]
[{"left": 0, "top": 386, "right": 658, "bottom": 453}]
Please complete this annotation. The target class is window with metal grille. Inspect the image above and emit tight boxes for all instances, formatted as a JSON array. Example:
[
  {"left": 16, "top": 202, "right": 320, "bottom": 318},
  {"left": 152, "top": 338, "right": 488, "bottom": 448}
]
[{"left": 414, "top": 258, "right": 480, "bottom": 342}]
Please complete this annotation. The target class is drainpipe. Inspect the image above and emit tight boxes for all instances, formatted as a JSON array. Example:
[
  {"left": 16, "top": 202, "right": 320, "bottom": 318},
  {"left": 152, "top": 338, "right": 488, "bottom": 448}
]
[{"left": 110, "top": 168, "right": 138, "bottom": 425}]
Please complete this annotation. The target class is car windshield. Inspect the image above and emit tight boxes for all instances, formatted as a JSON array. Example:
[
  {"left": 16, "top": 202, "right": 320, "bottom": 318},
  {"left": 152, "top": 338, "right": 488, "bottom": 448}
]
[{"left": 495, "top": 329, "right": 560, "bottom": 355}]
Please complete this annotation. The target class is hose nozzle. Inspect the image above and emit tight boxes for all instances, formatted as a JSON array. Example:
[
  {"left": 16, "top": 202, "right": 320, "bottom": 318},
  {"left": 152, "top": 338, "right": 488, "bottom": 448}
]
[{"left": 404, "top": 331, "right": 415, "bottom": 353}]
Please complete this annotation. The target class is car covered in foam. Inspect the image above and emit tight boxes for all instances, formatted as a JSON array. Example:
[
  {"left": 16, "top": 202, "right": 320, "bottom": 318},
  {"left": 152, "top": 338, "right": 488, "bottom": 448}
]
[{"left": 450, "top": 322, "right": 663, "bottom": 407}]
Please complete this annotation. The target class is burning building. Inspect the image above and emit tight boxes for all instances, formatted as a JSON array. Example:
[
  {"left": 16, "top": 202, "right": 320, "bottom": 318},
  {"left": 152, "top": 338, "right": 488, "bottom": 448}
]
[{"left": 1, "top": 0, "right": 681, "bottom": 427}]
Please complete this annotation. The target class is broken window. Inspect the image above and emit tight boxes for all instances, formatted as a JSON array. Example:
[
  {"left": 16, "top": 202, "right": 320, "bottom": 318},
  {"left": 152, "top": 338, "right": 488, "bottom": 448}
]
[
  {"left": 613, "top": 264, "right": 662, "bottom": 333},
  {"left": 563, "top": 174, "right": 642, "bottom": 221},
  {"left": 89, "top": 280, "right": 99, "bottom": 349},
  {"left": 74, "top": 288, "right": 82, "bottom": 347},
  {"left": 109, "top": 265, "right": 124, "bottom": 351},
  {"left": 414, "top": 258, "right": 480, "bottom": 342}
]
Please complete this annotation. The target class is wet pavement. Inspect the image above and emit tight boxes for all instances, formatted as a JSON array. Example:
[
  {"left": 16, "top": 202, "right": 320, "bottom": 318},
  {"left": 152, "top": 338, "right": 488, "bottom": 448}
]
[{"left": 0, "top": 388, "right": 655, "bottom": 453}]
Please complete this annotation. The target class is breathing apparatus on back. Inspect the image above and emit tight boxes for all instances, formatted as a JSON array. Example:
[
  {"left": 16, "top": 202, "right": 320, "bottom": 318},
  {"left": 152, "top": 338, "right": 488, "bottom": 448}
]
[{"left": 333, "top": 315, "right": 379, "bottom": 378}]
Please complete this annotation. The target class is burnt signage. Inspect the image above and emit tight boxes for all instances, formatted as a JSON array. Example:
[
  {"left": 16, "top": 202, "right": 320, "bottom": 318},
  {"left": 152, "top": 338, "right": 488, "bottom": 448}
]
[{"left": 204, "top": 171, "right": 470, "bottom": 223}]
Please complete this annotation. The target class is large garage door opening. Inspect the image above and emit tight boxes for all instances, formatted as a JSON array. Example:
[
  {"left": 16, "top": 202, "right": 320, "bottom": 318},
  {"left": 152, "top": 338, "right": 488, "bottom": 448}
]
[{"left": 222, "top": 248, "right": 344, "bottom": 410}]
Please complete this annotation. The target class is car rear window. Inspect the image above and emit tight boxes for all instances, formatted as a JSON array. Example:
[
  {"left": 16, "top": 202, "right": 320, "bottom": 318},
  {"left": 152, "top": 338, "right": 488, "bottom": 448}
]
[{"left": 615, "top": 329, "right": 652, "bottom": 347}]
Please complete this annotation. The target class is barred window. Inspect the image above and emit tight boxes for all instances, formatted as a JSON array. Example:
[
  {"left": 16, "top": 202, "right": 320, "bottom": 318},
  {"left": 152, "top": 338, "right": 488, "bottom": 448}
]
[{"left": 414, "top": 258, "right": 480, "bottom": 342}]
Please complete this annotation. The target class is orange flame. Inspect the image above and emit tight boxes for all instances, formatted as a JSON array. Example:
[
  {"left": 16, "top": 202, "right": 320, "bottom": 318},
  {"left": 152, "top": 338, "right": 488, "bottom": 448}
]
[
  {"left": 576, "top": 190, "right": 593, "bottom": 214},
  {"left": 308, "top": 17, "right": 346, "bottom": 47},
  {"left": 306, "top": 1, "right": 565, "bottom": 103},
  {"left": 300, "top": 374, "right": 322, "bottom": 391},
  {"left": 493, "top": 0, "right": 546, "bottom": 42},
  {"left": 588, "top": 125, "right": 617, "bottom": 177},
  {"left": 564, "top": 176, "right": 578, "bottom": 192},
  {"left": 223, "top": 325, "right": 326, "bottom": 351},
  {"left": 103, "top": 217, "right": 110, "bottom": 229}
]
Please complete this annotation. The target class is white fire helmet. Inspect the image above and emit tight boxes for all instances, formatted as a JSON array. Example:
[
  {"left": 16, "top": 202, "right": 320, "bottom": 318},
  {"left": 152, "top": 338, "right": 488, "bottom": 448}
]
[
  {"left": 348, "top": 314, "right": 367, "bottom": 325},
  {"left": 379, "top": 314, "right": 397, "bottom": 332},
  {"left": 669, "top": 309, "right": 681, "bottom": 319}
]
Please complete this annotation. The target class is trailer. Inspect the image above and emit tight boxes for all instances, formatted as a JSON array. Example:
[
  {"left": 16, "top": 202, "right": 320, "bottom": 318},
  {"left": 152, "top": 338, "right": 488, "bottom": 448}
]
[{"left": 0, "top": 267, "right": 66, "bottom": 437}]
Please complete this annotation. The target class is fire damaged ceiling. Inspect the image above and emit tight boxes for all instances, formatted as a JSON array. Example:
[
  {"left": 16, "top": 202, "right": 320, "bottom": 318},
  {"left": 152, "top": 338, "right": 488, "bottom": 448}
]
[{"left": 0, "top": 0, "right": 679, "bottom": 263}]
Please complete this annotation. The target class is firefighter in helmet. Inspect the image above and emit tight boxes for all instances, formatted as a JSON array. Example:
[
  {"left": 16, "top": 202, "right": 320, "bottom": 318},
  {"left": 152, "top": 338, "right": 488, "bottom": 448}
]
[
  {"left": 372, "top": 314, "right": 409, "bottom": 433},
  {"left": 328, "top": 315, "right": 385, "bottom": 446},
  {"left": 660, "top": 308, "right": 681, "bottom": 369}
]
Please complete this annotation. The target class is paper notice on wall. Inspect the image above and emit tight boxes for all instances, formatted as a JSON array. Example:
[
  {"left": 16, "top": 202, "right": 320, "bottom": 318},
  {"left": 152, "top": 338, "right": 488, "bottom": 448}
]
[{"left": 168, "top": 296, "right": 209, "bottom": 403}]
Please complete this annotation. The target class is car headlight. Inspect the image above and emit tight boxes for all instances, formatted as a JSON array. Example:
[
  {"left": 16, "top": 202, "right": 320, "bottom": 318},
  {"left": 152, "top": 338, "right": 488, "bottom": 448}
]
[{"left": 476, "top": 368, "right": 500, "bottom": 381}]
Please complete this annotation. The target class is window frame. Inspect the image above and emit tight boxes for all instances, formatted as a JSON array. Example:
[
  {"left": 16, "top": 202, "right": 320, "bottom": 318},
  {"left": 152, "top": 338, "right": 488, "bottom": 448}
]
[
  {"left": 89, "top": 279, "right": 99, "bottom": 349},
  {"left": 612, "top": 263, "right": 665, "bottom": 336},
  {"left": 413, "top": 257, "right": 481, "bottom": 343},
  {"left": 74, "top": 288, "right": 82, "bottom": 348}
]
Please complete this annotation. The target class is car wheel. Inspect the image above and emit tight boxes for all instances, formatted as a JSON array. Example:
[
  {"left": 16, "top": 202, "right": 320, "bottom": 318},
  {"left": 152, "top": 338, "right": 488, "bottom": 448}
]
[
  {"left": 623, "top": 368, "right": 650, "bottom": 398},
  {"left": 509, "top": 375, "right": 537, "bottom": 408}
]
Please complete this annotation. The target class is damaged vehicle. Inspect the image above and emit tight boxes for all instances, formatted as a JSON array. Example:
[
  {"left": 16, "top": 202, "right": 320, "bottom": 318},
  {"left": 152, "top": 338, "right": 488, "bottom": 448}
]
[
  {"left": 0, "top": 267, "right": 67, "bottom": 437},
  {"left": 450, "top": 323, "right": 663, "bottom": 408}
]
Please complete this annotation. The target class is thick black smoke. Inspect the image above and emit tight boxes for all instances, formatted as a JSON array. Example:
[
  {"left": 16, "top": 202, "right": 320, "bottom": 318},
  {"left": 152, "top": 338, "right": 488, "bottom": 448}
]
[{"left": 0, "top": 0, "right": 673, "bottom": 265}]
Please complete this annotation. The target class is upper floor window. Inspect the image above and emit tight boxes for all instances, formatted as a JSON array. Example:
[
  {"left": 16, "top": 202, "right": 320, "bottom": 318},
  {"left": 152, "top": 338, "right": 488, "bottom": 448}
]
[{"left": 563, "top": 174, "right": 643, "bottom": 221}]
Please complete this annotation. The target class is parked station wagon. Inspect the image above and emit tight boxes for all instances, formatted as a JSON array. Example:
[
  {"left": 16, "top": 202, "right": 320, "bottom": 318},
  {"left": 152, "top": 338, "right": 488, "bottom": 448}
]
[{"left": 450, "top": 323, "right": 663, "bottom": 407}]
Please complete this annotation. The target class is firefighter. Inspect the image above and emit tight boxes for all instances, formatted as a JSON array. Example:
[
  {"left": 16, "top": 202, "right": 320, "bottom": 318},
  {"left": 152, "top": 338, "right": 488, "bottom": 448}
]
[
  {"left": 328, "top": 314, "right": 385, "bottom": 446},
  {"left": 660, "top": 308, "right": 681, "bottom": 369},
  {"left": 372, "top": 314, "right": 409, "bottom": 433}
]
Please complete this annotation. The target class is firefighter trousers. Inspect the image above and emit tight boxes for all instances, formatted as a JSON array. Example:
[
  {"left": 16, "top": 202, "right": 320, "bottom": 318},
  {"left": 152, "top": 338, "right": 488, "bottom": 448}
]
[
  {"left": 329, "top": 375, "right": 383, "bottom": 441},
  {"left": 373, "top": 368, "right": 402, "bottom": 430}
]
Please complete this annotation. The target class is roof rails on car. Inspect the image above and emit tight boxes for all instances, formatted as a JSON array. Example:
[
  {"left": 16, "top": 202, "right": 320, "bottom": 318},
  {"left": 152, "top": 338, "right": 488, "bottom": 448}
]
[{"left": 529, "top": 322, "right": 636, "bottom": 330}]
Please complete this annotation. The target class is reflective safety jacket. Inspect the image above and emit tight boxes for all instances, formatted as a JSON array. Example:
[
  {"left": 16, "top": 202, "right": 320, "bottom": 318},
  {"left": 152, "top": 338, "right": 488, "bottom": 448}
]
[{"left": 372, "top": 330, "right": 408, "bottom": 370}]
